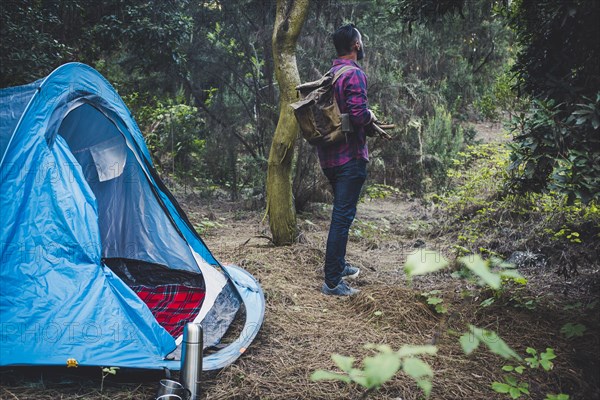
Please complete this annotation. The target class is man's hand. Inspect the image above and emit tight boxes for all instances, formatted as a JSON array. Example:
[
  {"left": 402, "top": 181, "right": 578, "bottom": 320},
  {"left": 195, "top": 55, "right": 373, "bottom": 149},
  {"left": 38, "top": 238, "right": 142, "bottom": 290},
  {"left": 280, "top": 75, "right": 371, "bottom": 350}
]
[
  {"left": 368, "top": 110, "right": 377, "bottom": 124},
  {"left": 366, "top": 111, "right": 394, "bottom": 140}
]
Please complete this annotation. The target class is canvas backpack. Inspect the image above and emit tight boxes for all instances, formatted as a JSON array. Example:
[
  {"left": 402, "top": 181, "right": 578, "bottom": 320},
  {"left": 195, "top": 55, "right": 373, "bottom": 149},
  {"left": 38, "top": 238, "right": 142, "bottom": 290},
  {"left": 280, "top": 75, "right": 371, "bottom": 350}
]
[{"left": 290, "top": 65, "right": 358, "bottom": 146}]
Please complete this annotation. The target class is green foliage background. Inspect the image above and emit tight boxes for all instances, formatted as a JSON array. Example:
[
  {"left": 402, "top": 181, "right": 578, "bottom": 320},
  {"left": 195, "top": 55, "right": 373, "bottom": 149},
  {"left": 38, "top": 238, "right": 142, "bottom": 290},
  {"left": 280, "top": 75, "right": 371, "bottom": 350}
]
[
  {"left": 1, "top": 0, "right": 598, "bottom": 204},
  {"left": 506, "top": 0, "right": 600, "bottom": 203}
]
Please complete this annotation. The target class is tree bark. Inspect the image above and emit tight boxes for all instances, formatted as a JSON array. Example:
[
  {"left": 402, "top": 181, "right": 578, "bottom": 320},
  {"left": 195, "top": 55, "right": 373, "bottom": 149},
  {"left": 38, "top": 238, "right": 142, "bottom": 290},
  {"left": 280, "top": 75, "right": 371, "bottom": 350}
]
[{"left": 266, "top": 0, "right": 309, "bottom": 245}]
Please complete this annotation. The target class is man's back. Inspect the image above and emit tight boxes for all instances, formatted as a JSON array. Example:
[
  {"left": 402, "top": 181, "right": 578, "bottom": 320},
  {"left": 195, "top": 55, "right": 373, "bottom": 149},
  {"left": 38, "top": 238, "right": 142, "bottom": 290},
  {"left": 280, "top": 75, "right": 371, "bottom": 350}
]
[{"left": 317, "top": 58, "right": 370, "bottom": 169}]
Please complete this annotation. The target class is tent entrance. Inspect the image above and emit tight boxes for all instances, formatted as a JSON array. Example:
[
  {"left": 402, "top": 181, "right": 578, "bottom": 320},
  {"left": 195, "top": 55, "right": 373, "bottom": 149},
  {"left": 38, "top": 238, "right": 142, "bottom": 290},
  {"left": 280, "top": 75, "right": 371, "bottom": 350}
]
[
  {"left": 57, "top": 102, "right": 207, "bottom": 338},
  {"left": 106, "top": 258, "right": 206, "bottom": 338}
]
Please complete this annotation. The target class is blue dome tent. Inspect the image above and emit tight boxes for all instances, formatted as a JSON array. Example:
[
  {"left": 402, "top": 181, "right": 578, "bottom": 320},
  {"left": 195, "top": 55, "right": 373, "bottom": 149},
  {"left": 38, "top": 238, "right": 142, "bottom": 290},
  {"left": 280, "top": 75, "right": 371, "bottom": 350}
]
[{"left": 0, "top": 63, "right": 264, "bottom": 371}]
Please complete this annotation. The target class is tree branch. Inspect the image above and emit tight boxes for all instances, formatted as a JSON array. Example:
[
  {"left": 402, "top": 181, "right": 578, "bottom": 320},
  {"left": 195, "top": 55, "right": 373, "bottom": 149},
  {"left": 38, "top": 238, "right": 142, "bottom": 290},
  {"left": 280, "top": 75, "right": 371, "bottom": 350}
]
[
  {"left": 179, "top": 75, "right": 261, "bottom": 161},
  {"left": 473, "top": 41, "right": 495, "bottom": 74}
]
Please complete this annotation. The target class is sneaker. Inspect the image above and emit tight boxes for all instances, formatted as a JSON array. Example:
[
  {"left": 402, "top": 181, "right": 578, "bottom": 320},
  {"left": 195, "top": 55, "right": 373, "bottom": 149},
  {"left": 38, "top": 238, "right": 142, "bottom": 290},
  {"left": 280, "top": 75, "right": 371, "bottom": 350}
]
[
  {"left": 341, "top": 263, "right": 360, "bottom": 280},
  {"left": 321, "top": 280, "right": 360, "bottom": 296}
]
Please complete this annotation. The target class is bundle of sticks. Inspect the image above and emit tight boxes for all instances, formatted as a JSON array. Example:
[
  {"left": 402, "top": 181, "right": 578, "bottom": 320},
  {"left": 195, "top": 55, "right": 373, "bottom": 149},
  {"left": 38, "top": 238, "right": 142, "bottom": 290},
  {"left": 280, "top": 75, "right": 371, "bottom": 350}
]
[{"left": 368, "top": 121, "right": 395, "bottom": 140}]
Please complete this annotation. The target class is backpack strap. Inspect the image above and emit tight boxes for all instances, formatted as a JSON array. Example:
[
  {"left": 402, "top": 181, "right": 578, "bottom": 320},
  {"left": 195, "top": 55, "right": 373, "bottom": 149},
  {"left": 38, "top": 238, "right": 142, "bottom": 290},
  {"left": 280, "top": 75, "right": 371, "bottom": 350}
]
[{"left": 331, "top": 65, "right": 359, "bottom": 85}]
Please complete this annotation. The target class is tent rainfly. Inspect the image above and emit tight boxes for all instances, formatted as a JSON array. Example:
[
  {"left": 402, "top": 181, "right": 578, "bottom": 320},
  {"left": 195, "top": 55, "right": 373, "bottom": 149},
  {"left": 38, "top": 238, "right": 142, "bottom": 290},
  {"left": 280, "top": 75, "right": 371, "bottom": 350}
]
[{"left": 0, "top": 63, "right": 264, "bottom": 371}]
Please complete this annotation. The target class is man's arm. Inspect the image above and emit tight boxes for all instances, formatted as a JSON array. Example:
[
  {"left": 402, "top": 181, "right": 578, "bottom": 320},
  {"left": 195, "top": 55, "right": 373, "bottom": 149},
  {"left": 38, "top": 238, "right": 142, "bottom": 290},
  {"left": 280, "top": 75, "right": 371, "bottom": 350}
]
[{"left": 343, "top": 69, "right": 374, "bottom": 128}]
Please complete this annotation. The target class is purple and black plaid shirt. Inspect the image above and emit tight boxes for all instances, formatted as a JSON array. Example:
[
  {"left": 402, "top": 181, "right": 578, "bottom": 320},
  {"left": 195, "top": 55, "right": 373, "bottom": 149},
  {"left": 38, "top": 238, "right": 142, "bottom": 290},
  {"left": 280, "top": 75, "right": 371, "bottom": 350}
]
[{"left": 316, "top": 58, "right": 372, "bottom": 169}]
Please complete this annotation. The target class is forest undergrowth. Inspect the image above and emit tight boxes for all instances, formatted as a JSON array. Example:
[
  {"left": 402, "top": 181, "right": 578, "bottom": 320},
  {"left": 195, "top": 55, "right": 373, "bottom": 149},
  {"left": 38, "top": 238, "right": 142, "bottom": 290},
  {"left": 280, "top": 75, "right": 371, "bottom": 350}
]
[{"left": 1, "top": 129, "right": 598, "bottom": 400}]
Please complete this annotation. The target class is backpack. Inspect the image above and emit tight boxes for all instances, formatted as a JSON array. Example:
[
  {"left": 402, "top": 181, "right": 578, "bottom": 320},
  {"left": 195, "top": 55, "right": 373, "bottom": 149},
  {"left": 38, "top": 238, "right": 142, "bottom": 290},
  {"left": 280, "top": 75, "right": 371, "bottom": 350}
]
[{"left": 290, "top": 66, "right": 358, "bottom": 146}]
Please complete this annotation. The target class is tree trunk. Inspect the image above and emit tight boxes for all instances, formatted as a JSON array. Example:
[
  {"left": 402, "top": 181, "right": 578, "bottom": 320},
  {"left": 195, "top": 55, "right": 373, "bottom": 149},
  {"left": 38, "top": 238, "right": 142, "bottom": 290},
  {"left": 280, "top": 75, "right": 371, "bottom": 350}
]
[{"left": 266, "top": 0, "right": 309, "bottom": 245}]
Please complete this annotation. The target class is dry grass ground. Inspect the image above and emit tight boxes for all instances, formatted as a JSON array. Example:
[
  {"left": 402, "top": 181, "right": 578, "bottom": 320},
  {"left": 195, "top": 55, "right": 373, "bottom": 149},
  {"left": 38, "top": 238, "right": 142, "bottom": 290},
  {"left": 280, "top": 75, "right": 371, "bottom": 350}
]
[
  {"left": 196, "top": 198, "right": 599, "bottom": 400},
  {"left": 2, "top": 194, "right": 598, "bottom": 400}
]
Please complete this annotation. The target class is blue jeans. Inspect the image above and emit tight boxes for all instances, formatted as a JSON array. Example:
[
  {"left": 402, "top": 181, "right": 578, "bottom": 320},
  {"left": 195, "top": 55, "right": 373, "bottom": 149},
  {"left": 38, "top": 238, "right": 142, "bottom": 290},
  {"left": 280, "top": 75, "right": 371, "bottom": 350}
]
[{"left": 322, "top": 158, "right": 367, "bottom": 287}]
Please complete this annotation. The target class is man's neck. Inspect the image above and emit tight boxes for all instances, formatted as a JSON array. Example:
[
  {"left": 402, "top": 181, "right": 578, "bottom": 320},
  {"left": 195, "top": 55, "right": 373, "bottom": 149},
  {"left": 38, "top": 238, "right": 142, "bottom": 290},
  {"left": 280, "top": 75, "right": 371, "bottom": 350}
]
[{"left": 338, "top": 53, "right": 357, "bottom": 62}]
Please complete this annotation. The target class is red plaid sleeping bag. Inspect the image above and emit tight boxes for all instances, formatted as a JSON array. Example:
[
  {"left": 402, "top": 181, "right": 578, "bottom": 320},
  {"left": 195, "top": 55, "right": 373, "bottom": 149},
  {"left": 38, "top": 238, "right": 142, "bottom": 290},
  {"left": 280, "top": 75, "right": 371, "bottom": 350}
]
[{"left": 131, "top": 285, "right": 206, "bottom": 338}]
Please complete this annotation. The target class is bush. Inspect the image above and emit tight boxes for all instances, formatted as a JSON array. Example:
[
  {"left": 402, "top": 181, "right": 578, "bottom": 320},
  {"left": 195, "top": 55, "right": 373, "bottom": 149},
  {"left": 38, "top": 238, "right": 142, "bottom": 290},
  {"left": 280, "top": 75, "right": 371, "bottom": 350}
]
[
  {"left": 126, "top": 93, "right": 207, "bottom": 187},
  {"left": 423, "top": 104, "right": 465, "bottom": 190},
  {"left": 506, "top": 0, "right": 600, "bottom": 204},
  {"left": 508, "top": 95, "right": 600, "bottom": 203}
]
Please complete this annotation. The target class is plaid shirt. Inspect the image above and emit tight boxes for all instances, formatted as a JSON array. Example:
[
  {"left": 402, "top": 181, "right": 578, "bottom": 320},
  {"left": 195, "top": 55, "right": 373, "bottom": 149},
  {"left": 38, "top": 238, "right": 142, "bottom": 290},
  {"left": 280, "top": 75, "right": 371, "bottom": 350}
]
[
  {"left": 132, "top": 284, "right": 205, "bottom": 338},
  {"left": 316, "top": 59, "right": 371, "bottom": 169}
]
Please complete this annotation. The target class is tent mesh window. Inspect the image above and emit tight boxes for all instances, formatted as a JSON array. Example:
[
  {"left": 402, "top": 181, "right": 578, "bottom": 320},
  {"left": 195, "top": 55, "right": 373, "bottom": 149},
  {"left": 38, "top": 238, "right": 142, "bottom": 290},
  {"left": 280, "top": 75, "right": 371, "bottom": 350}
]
[{"left": 57, "top": 103, "right": 210, "bottom": 340}]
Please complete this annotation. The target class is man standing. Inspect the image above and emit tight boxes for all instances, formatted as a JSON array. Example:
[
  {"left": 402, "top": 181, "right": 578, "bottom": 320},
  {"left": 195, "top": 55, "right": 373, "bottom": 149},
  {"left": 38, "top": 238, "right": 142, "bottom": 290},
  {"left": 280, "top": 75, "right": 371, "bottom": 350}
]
[{"left": 319, "top": 24, "right": 375, "bottom": 296}]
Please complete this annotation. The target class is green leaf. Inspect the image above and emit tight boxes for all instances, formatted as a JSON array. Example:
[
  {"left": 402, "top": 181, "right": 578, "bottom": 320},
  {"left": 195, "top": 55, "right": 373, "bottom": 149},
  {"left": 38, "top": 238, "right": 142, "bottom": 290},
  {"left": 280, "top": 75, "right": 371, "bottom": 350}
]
[
  {"left": 526, "top": 347, "right": 537, "bottom": 355},
  {"left": 515, "top": 366, "right": 525, "bottom": 374},
  {"left": 469, "top": 325, "right": 521, "bottom": 360},
  {"left": 560, "top": 323, "right": 586, "bottom": 338},
  {"left": 365, "top": 343, "right": 394, "bottom": 353},
  {"left": 540, "top": 359, "right": 554, "bottom": 371},
  {"left": 541, "top": 348, "right": 556, "bottom": 361},
  {"left": 545, "top": 394, "right": 570, "bottom": 400},
  {"left": 500, "top": 269, "right": 525, "bottom": 281},
  {"left": 571, "top": 109, "right": 590, "bottom": 115},
  {"left": 332, "top": 354, "right": 355, "bottom": 372},
  {"left": 480, "top": 297, "right": 495, "bottom": 307},
  {"left": 348, "top": 368, "right": 369, "bottom": 388},
  {"left": 417, "top": 378, "right": 433, "bottom": 397},
  {"left": 404, "top": 251, "right": 449, "bottom": 277},
  {"left": 509, "top": 386, "right": 523, "bottom": 399},
  {"left": 525, "top": 355, "right": 540, "bottom": 368},
  {"left": 492, "top": 382, "right": 511, "bottom": 394},
  {"left": 460, "top": 332, "right": 479, "bottom": 355},
  {"left": 502, "top": 365, "right": 514, "bottom": 372},
  {"left": 434, "top": 304, "right": 448, "bottom": 314},
  {"left": 539, "top": 348, "right": 556, "bottom": 371},
  {"left": 397, "top": 345, "right": 438, "bottom": 357},
  {"left": 310, "top": 370, "right": 352, "bottom": 383},
  {"left": 460, "top": 255, "right": 501, "bottom": 289},
  {"left": 427, "top": 297, "right": 443, "bottom": 305},
  {"left": 402, "top": 357, "right": 433, "bottom": 379},
  {"left": 505, "top": 375, "right": 518, "bottom": 386},
  {"left": 102, "top": 367, "right": 119, "bottom": 375},
  {"left": 362, "top": 351, "right": 402, "bottom": 389}
]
